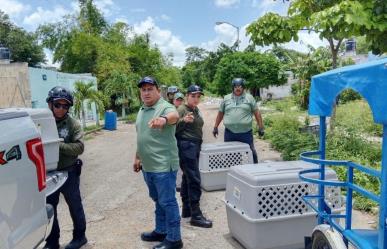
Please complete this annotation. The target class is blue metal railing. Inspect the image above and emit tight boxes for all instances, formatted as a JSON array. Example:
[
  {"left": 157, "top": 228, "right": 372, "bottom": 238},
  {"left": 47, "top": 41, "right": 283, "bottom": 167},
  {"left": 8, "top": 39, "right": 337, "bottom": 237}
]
[{"left": 299, "top": 116, "right": 386, "bottom": 249}]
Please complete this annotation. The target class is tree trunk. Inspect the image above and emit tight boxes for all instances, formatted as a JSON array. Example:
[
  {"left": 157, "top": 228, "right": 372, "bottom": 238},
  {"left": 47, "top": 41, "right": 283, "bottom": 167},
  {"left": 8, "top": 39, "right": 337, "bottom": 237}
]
[
  {"left": 95, "top": 108, "right": 100, "bottom": 127},
  {"left": 328, "top": 38, "right": 343, "bottom": 133},
  {"left": 121, "top": 105, "right": 126, "bottom": 118},
  {"left": 81, "top": 105, "right": 86, "bottom": 129}
]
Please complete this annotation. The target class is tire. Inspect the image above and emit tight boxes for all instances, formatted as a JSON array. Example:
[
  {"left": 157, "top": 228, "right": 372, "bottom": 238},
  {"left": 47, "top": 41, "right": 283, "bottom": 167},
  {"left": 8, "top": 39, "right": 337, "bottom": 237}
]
[{"left": 312, "top": 231, "right": 333, "bottom": 249}]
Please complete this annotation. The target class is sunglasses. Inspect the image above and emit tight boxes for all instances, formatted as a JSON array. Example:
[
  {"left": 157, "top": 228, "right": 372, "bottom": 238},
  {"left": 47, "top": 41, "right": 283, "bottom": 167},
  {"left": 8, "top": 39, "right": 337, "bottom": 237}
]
[{"left": 53, "top": 103, "right": 70, "bottom": 110}]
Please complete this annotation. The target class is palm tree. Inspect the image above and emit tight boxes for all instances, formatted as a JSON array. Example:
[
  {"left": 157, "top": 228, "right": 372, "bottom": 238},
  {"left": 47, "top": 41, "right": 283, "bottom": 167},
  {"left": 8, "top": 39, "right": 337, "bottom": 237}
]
[
  {"left": 73, "top": 80, "right": 100, "bottom": 129},
  {"left": 90, "top": 90, "right": 108, "bottom": 126},
  {"left": 104, "top": 70, "right": 139, "bottom": 118}
]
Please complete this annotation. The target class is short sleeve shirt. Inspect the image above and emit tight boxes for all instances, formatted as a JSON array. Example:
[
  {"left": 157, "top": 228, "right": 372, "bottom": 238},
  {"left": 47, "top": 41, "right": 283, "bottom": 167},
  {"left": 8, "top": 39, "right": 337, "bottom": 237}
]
[
  {"left": 136, "top": 98, "right": 179, "bottom": 172},
  {"left": 219, "top": 92, "right": 258, "bottom": 133}
]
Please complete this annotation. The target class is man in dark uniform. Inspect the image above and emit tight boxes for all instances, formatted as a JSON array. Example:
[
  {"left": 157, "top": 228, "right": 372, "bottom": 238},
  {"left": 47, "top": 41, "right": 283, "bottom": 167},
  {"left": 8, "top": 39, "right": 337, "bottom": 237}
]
[{"left": 44, "top": 86, "right": 87, "bottom": 249}]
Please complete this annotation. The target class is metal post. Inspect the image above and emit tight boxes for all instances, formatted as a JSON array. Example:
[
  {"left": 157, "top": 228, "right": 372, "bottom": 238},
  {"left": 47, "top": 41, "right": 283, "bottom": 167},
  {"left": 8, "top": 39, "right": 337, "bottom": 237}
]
[
  {"left": 378, "top": 124, "right": 387, "bottom": 249},
  {"left": 345, "top": 166, "right": 353, "bottom": 231},
  {"left": 236, "top": 26, "right": 240, "bottom": 51},
  {"left": 318, "top": 116, "right": 326, "bottom": 224}
]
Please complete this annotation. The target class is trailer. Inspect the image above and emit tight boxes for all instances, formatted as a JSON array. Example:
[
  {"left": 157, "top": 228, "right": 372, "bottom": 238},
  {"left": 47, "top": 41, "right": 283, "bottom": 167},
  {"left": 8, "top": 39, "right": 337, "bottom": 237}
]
[{"left": 299, "top": 58, "right": 387, "bottom": 249}]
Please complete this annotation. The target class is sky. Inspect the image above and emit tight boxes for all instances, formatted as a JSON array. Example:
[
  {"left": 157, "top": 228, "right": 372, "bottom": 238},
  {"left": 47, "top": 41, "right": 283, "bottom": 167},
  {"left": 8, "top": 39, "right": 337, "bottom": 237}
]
[{"left": 1, "top": 0, "right": 328, "bottom": 67}]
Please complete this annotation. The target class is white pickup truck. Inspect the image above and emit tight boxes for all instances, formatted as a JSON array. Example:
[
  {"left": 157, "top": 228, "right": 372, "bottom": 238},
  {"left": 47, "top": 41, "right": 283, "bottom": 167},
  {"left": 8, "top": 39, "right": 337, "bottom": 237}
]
[{"left": 0, "top": 108, "right": 67, "bottom": 249}]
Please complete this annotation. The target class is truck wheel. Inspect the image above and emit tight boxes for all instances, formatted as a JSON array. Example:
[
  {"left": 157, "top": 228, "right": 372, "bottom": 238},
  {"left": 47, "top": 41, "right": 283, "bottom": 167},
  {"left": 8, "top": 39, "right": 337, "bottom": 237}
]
[{"left": 312, "top": 231, "right": 332, "bottom": 249}]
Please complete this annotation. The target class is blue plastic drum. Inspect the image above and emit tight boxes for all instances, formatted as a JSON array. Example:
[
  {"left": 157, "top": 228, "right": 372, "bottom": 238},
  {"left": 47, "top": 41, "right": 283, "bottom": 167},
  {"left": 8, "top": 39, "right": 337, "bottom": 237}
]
[{"left": 104, "top": 111, "right": 117, "bottom": 130}]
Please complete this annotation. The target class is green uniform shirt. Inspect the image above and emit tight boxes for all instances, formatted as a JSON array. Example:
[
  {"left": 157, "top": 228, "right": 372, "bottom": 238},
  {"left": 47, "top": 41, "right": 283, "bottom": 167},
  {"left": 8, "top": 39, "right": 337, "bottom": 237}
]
[
  {"left": 219, "top": 92, "right": 258, "bottom": 133},
  {"left": 56, "top": 115, "right": 84, "bottom": 170},
  {"left": 176, "top": 104, "right": 204, "bottom": 142},
  {"left": 136, "top": 98, "right": 179, "bottom": 173}
]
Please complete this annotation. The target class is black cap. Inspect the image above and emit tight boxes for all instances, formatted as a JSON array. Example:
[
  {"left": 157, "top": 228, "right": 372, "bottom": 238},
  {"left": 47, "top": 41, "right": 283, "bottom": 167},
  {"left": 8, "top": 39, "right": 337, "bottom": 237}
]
[
  {"left": 232, "top": 78, "right": 245, "bottom": 87},
  {"left": 187, "top": 85, "right": 203, "bottom": 94},
  {"left": 138, "top": 76, "right": 158, "bottom": 88}
]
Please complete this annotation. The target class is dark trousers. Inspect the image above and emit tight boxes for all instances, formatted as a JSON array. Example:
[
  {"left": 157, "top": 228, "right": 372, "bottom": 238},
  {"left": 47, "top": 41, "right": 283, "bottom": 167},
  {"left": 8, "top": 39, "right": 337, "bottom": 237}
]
[
  {"left": 177, "top": 139, "right": 202, "bottom": 214},
  {"left": 224, "top": 128, "right": 258, "bottom": 163},
  {"left": 46, "top": 170, "right": 86, "bottom": 244}
]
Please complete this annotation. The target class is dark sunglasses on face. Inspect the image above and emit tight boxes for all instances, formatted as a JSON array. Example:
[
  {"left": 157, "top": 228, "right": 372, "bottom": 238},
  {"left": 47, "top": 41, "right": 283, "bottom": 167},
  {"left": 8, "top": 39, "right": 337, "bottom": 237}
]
[{"left": 53, "top": 102, "right": 70, "bottom": 110}]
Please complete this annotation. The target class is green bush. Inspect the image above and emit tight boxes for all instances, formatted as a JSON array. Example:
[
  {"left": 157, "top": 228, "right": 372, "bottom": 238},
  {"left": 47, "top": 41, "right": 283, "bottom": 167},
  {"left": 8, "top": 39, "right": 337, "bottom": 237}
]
[
  {"left": 339, "top": 89, "right": 362, "bottom": 104},
  {"left": 264, "top": 114, "right": 318, "bottom": 160},
  {"left": 263, "top": 112, "right": 382, "bottom": 211}
]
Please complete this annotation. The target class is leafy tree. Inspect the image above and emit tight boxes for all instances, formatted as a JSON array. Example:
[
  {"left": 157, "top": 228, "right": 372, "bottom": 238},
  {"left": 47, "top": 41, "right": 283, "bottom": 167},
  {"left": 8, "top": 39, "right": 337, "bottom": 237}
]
[
  {"left": 73, "top": 81, "right": 100, "bottom": 128},
  {"left": 104, "top": 71, "right": 139, "bottom": 117},
  {"left": 185, "top": 47, "right": 208, "bottom": 64},
  {"left": 0, "top": 11, "right": 45, "bottom": 66},
  {"left": 213, "top": 52, "right": 286, "bottom": 96},
  {"left": 89, "top": 90, "right": 108, "bottom": 126},
  {"left": 246, "top": 0, "right": 387, "bottom": 69},
  {"left": 78, "top": 0, "right": 108, "bottom": 35}
]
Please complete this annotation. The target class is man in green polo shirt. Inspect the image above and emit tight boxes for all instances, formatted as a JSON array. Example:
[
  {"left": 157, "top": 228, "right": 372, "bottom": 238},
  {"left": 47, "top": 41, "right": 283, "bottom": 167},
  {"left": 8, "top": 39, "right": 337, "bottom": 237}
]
[
  {"left": 213, "top": 78, "right": 264, "bottom": 163},
  {"left": 133, "top": 76, "right": 183, "bottom": 249}
]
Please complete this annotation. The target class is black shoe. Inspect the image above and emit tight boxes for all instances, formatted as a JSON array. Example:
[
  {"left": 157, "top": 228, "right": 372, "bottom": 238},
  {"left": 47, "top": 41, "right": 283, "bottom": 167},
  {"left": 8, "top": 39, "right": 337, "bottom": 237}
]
[
  {"left": 153, "top": 239, "right": 183, "bottom": 249},
  {"left": 43, "top": 242, "right": 60, "bottom": 249},
  {"left": 176, "top": 186, "right": 181, "bottom": 192},
  {"left": 141, "top": 231, "right": 167, "bottom": 242},
  {"left": 190, "top": 214, "right": 213, "bottom": 228},
  {"left": 64, "top": 236, "right": 87, "bottom": 249}
]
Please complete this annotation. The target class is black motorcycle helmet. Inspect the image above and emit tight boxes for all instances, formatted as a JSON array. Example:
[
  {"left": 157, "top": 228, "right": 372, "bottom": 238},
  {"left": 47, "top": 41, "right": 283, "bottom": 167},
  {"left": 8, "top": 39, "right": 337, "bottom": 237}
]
[
  {"left": 232, "top": 78, "right": 245, "bottom": 88},
  {"left": 167, "top": 85, "right": 178, "bottom": 94},
  {"left": 46, "top": 86, "right": 74, "bottom": 106}
]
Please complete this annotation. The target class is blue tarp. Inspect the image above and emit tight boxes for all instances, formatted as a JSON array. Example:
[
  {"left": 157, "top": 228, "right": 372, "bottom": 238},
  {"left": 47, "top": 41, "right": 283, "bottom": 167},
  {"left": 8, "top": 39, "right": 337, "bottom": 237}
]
[{"left": 309, "top": 58, "right": 387, "bottom": 124}]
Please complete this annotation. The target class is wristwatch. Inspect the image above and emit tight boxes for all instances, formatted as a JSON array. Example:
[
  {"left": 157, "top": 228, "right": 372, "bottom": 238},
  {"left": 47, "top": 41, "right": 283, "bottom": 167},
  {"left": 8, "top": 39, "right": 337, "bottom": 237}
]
[{"left": 160, "top": 115, "right": 168, "bottom": 124}]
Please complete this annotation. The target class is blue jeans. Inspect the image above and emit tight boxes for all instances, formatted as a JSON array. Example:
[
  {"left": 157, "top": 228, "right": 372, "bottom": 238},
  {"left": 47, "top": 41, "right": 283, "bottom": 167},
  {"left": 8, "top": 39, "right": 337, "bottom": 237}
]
[
  {"left": 46, "top": 170, "right": 86, "bottom": 244},
  {"left": 142, "top": 170, "right": 181, "bottom": 242},
  {"left": 224, "top": 128, "right": 258, "bottom": 163}
]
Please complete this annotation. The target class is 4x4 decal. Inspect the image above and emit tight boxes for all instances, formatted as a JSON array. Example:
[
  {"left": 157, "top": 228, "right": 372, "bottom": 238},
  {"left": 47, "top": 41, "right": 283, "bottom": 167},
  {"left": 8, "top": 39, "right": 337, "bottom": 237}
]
[{"left": 0, "top": 145, "right": 22, "bottom": 165}]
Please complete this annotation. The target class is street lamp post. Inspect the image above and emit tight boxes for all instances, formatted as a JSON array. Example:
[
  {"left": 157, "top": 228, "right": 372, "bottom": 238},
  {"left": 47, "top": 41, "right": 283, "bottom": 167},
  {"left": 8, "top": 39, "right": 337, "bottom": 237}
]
[{"left": 215, "top": 21, "right": 240, "bottom": 50}]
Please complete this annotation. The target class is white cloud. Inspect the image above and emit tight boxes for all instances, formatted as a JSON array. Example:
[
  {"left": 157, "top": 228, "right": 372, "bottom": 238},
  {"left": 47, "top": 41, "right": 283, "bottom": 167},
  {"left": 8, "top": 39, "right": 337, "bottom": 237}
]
[
  {"left": 94, "top": 0, "right": 115, "bottom": 17},
  {"left": 201, "top": 23, "right": 245, "bottom": 51},
  {"left": 214, "top": 0, "right": 240, "bottom": 8},
  {"left": 115, "top": 17, "right": 129, "bottom": 24},
  {"left": 1, "top": 0, "right": 30, "bottom": 16},
  {"left": 43, "top": 48, "right": 60, "bottom": 68},
  {"left": 251, "top": 0, "right": 289, "bottom": 16},
  {"left": 132, "top": 17, "right": 189, "bottom": 67},
  {"left": 284, "top": 31, "right": 328, "bottom": 52},
  {"left": 160, "top": 14, "right": 171, "bottom": 21},
  {"left": 23, "top": 6, "right": 70, "bottom": 29},
  {"left": 201, "top": 23, "right": 328, "bottom": 55}
]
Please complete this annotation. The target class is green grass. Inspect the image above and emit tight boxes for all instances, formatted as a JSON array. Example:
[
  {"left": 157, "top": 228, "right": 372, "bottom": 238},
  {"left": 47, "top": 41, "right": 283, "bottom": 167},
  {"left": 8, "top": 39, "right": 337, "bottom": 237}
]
[
  {"left": 335, "top": 100, "right": 383, "bottom": 137},
  {"left": 122, "top": 113, "right": 137, "bottom": 123},
  {"left": 84, "top": 124, "right": 102, "bottom": 132}
]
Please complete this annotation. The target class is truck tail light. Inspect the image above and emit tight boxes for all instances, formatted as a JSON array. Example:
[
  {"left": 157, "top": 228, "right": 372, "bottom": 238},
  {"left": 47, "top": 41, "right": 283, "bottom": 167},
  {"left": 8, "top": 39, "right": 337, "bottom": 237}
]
[{"left": 26, "top": 138, "right": 46, "bottom": 192}]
